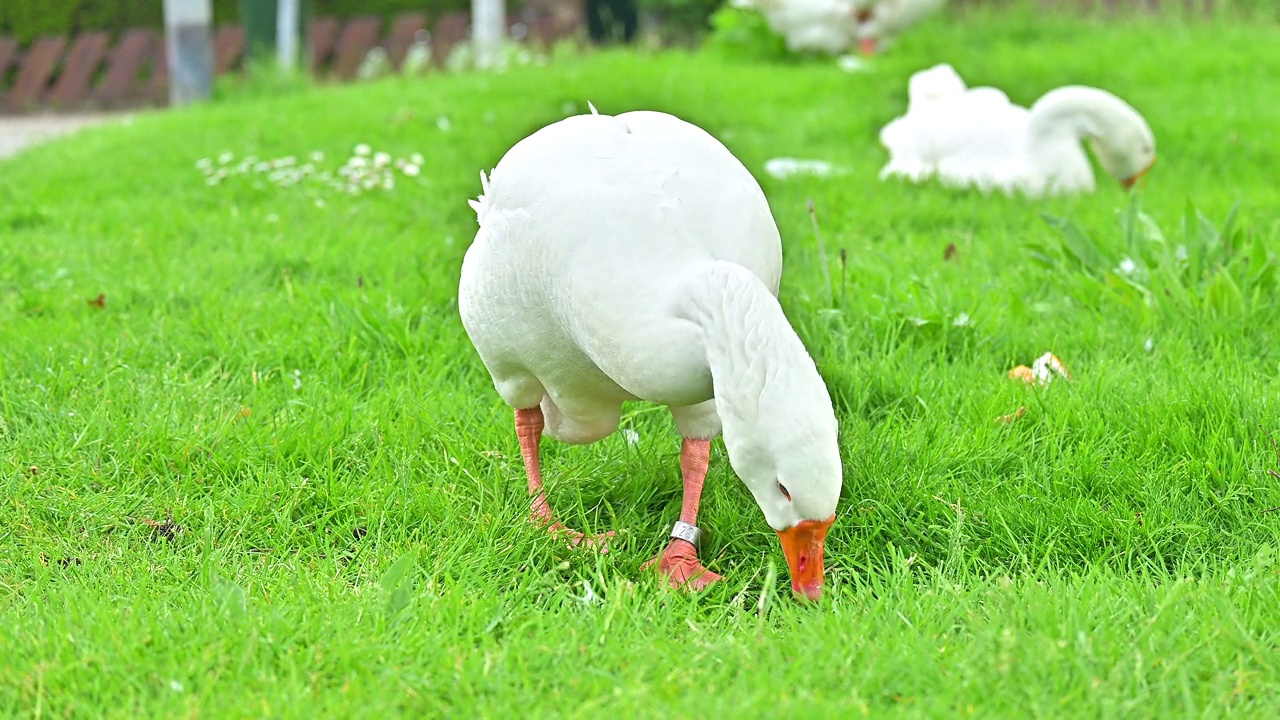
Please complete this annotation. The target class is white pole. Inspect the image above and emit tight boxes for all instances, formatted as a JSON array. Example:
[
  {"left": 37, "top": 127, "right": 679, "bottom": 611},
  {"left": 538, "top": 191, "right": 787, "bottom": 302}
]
[
  {"left": 162, "top": 0, "right": 213, "bottom": 106},
  {"left": 472, "top": 0, "right": 505, "bottom": 68},
  {"left": 277, "top": 0, "right": 300, "bottom": 71}
]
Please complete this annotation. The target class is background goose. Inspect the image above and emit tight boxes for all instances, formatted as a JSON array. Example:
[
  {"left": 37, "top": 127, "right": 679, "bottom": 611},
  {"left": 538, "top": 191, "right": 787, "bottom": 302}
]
[
  {"left": 879, "top": 63, "right": 1157, "bottom": 196},
  {"left": 855, "top": 0, "right": 949, "bottom": 54},
  {"left": 458, "top": 108, "right": 843, "bottom": 599},
  {"left": 733, "top": 0, "right": 945, "bottom": 55},
  {"left": 731, "top": 0, "right": 864, "bottom": 54}
]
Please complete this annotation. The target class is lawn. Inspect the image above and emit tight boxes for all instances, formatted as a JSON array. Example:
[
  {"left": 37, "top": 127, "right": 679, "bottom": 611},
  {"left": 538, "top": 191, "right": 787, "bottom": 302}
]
[{"left": 3, "top": 4, "right": 1280, "bottom": 717}]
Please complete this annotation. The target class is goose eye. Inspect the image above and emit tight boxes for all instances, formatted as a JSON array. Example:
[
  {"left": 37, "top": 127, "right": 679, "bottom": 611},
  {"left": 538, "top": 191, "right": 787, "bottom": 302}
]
[{"left": 778, "top": 483, "right": 792, "bottom": 501}]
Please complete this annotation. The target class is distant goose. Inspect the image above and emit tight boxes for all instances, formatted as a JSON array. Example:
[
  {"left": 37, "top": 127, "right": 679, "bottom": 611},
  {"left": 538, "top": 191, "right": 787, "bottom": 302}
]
[
  {"left": 879, "top": 63, "right": 1157, "bottom": 196},
  {"left": 458, "top": 107, "right": 842, "bottom": 599},
  {"left": 732, "top": 0, "right": 945, "bottom": 55},
  {"left": 731, "top": 0, "right": 863, "bottom": 54},
  {"left": 855, "top": 0, "right": 948, "bottom": 54}
]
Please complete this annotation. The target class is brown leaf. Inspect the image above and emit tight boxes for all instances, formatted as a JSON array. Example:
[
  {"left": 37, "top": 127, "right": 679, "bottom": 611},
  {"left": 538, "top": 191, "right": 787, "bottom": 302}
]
[
  {"left": 87, "top": 293, "right": 105, "bottom": 309},
  {"left": 943, "top": 243, "right": 958, "bottom": 261},
  {"left": 995, "top": 406, "right": 1027, "bottom": 424},
  {"left": 1008, "top": 365, "right": 1036, "bottom": 384}
]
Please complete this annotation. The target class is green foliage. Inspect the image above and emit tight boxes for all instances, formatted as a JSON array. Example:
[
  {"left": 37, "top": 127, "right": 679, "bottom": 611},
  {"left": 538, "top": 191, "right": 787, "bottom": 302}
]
[
  {"left": 705, "top": 5, "right": 794, "bottom": 61},
  {"left": 213, "top": 53, "right": 316, "bottom": 101},
  {"left": 0, "top": 0, "right": 237, "bottom": 43},
  {"left": 379, "top": 547, "right": 419, "bottom": 617},
  {"left": 1034, "top": 199, "right": 1278, "bottom": 321},
  {"left": 308, "top": 0, "right": 468, "bottom": 21},
  {"left": 0, "top": 0, "right": 466, "bottom": 44},
  {"left": 638, "top": 0, "right": 725, "bottom": 42}
]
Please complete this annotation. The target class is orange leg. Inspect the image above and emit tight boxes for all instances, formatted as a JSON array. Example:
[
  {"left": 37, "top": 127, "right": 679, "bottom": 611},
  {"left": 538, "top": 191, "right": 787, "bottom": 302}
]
[
  {"left": 642, "top": 437, "right": 724, "bottom": 590},
  {"left": 516, "top": 406, "right": 613, "bottom": 552}
]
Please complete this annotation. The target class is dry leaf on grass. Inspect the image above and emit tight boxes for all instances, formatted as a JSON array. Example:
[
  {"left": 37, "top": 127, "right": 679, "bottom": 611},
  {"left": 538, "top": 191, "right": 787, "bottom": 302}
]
[
  {"left": 995, "top": 406, "right": 1027, "bottom": 424},
  {"left": 1009, "top": 352, "right": 1072, "bottom": 386}
]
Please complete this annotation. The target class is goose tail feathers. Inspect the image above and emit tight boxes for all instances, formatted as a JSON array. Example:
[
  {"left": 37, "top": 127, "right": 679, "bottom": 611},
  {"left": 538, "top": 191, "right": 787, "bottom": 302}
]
[{"left": 468, "top": 169, "right": 492, "bottom": 224}]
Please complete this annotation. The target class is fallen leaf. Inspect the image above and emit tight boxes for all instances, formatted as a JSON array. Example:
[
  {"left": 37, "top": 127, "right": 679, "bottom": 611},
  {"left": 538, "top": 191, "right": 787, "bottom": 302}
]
[
  {"left": 1008, "top": 352, "right": 1072, "bottom": 386},
  {"left": 995, "top": 406, "right": 1026, "bottom": 424},
  {"left": 1008, "top": 365, "right": 1036, "bottom": 384},
  {"left": 87, "top": 293, "right": 105, "bottom": 309}
]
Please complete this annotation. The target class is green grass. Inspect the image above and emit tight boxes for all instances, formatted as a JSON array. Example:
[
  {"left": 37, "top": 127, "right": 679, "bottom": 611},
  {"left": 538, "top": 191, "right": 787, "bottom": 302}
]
[{"left": 3, "top": 6, "right": 1280, "bottom": 717}]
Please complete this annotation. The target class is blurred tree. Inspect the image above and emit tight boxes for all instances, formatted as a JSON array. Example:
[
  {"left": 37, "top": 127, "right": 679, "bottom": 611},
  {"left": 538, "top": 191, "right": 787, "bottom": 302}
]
[
  {"left": 637, "top": 0, "right": 721, "bottom": 44},
  {"left": 587, "top": 0, "right": 639, "bottom": 43}
]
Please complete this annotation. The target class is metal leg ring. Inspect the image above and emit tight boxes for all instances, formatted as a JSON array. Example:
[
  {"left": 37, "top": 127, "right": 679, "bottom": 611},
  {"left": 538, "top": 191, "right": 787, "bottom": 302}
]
[{"left": 670, "top": 520, "right": 701, "bottom": 548}]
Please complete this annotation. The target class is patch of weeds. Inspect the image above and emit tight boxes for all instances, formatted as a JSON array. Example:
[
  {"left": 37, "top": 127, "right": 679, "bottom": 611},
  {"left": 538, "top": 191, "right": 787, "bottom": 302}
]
[
  {"left": 213, "top": 55, "right": 314, "bottom": 102},
  {"left": 706, "top": 6, "right": 796, "bottom": 62},
  {"left": 1032, "top": 198, "right": 1277, "bottom": 320},
  {"left": 2, "top": 206, "right": 51, "bottom": 231},
  {"left": 199, "top": 145, "right": 422, "bottom": 195},
  {"left": 1263, "top": 425, "right": 1280, "bottom": 485},
  {"left": 444, "top": 40, "right": 547, "bottom": 72}
]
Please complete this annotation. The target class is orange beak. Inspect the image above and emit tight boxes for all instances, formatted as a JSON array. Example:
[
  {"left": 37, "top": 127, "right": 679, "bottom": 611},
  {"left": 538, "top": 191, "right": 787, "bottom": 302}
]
[
  {"left": 1121, "top": 157, "right": 1156, "bottom": 190},
  {"left": 776, "top": 515, "right": 834, "bottom": 601}
]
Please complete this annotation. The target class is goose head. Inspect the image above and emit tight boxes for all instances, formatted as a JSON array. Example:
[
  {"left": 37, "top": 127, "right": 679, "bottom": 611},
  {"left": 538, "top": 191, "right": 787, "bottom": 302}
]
[
  {"left": 1090, "top": 128, "right": 1156, "bottom": 190},
  {"left": 1033, "top": 86, "right": 1157, "bottom": 190},
  {"left": 691, "top": 263, "right": 844, "bottom": 600},
  {"left": 722, "top": 404, "right": 841, "bottom": 601},
  {"left": 1082, "top": 91, "right": 1156, "bottom": 189}
]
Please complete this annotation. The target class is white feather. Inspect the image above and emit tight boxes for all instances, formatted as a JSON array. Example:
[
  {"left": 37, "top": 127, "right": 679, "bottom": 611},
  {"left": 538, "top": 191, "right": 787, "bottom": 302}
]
[{"left": 468, "top": 169, "right": 492, "bottom": 223}]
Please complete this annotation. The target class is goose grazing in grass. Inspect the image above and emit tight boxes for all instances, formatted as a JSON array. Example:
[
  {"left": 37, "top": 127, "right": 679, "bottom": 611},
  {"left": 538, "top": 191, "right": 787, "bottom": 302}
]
[
  {"left": 458, "top": 107, "right": 842, "bottom": 600},
  {"left": 879, "top": 63, "right": 1157, "bottom": 197}
]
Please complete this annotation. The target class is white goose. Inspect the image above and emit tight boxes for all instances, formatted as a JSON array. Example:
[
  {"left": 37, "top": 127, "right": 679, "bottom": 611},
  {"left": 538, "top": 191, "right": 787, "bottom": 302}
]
[
  {"left": 732, "top": 0, "right": 944, "bottom": 55},
  {"left": 731, "top": 0, "right": 863, "bottom": 54},
  {"left": 855, "top": 0, "right": 948, "bottom": 54},
  {"left": 458, "top": 108, "right": 842, "bottom": 599},
  {"left": 879, "top": 63, "right": 1157, "bottom": 196}
]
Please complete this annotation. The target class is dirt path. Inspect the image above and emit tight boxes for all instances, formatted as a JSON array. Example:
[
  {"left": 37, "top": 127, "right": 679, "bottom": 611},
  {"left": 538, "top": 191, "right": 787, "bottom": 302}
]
[{"left": 0, "top": 112, "right": 130, "bottom": 160}]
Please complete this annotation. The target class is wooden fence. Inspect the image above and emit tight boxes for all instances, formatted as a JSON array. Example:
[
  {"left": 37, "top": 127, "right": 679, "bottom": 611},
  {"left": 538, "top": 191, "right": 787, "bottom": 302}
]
[{"left": 0, "top": 7, "right": 581, "bottom": 114}]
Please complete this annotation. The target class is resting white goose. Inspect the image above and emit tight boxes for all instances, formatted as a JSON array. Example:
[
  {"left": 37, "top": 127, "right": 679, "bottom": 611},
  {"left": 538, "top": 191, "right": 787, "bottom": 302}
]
[
  {"left": 879, "top": 63, "right": 1157, "bottom": 196},
  {"left": 458, "top": 108, "right": 842, "bottom": 599}
]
